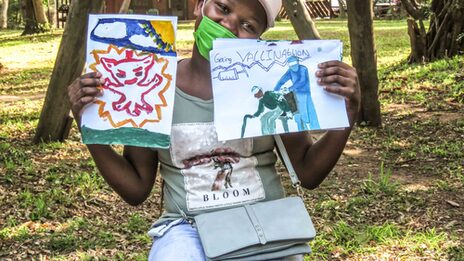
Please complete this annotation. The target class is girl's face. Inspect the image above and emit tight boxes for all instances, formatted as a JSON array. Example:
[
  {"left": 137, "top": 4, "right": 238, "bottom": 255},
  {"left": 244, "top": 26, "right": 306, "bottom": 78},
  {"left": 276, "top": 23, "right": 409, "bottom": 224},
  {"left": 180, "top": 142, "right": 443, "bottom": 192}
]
[{"left": 195, "top": 0, "right": 268, "bottom": 39}]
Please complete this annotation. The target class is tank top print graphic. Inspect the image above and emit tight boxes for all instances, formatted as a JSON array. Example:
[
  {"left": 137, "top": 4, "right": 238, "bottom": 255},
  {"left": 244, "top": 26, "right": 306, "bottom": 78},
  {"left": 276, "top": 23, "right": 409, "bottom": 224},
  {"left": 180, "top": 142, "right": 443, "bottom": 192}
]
[{"left": 170, "top": 122, "right": 265, "bottom": 211}]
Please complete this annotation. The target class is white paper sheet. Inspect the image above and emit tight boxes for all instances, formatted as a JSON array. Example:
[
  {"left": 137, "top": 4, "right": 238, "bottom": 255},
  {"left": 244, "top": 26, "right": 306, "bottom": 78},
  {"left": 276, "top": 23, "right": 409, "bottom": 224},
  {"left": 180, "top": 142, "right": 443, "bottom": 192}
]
[
  {"left": 81, "top": 14, "right": 178, "bottom": 148},
  {"left": 211, "top": 40, "right": 348, "bottom": 141}
]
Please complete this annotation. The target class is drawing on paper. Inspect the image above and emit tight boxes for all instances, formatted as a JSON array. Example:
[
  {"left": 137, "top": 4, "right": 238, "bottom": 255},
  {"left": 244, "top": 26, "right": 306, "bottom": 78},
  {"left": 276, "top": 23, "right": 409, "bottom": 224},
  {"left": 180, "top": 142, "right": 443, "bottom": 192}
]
[
  {"left": 210, "top": 40, "right": 349, "bottom": 141},
  {"left": 89, "top": 45, "right": 171, "bottom": 128},
  {"left": 81, "top": 15, "right": 178, "bottom": 148},
  {"left": 274, "top": 55, "right": 320, "bottom": 131},
  {"left": 241, "top": 86, "right": 294, "bottom": 137}
]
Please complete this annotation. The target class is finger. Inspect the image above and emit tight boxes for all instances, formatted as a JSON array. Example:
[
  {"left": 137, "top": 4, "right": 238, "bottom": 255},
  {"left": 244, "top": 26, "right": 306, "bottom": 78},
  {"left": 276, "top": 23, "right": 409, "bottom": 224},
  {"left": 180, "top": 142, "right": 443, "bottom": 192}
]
[
  {"left": 318, "top": 74, "right": 355, "bottom": 87},
  {"left": 318, "top": 60, "right": 353, "bottom": 70},
  {"left": 71, "top": 86, "right": 102, "bottom": 105},
  {"left": 79, "top": 77, "right": 102, "bottom": 87},
  {"left": 78, "top": 86, "right": 103, "bottom": 97},
  {"left": 71, "top": 96, "right": 97, "bottom": 114},
  {"left": 323, "top": 85, "right": 356, "bottom": 98},
  {"left": 80, "top": 71, "right": 102, "bottom": 79},
  {"left": 315, "top": 66, "right": 351, "bottom": 78}
]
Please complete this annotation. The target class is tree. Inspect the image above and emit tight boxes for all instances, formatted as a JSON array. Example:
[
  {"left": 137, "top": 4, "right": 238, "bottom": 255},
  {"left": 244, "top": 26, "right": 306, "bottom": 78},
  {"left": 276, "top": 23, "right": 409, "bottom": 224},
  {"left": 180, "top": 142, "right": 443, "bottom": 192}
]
[
  {"left": 338, "top": 0, "right": 347, "bottom": 18},
  {"left": 34, "top": 0, "right": 104, "bottom": 143},
  {"left": 119, "top": 0, "right": 131, "bottom": 14},
  {"left": 403, "top": 0, "right": 464, "bottom": 63},
  {"left": 32, "top": 0, "right": 47, "bottom": 22},
  {"left": 22, "top": 0, "right": 49, "bottom": 35},
  {"left": 47, "top": 0, "right": 57, "bottom": 28},
  {"left": 0, "top": 0, "right": 8, "bottom": 29},
  {"left": 282, "top": 0, "right": 321, "bottom": 40},
  {"left": 347, "top": 0, "right": 382, "bottom": 126}
]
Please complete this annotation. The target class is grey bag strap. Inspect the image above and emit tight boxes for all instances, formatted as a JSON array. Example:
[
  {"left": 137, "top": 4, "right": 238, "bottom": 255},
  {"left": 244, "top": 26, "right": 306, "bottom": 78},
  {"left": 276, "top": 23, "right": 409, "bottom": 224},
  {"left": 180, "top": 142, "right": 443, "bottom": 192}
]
[{"left": 273, "top": 135, "right": 301, "bottom": 188}]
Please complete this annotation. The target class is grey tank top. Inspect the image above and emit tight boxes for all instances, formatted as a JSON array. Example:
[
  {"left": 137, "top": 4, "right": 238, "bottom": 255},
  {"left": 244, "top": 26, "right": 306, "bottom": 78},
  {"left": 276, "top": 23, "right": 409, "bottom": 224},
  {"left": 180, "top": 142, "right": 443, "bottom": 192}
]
[{"left": 154, "top": 87, "right": 285, "bottom": 225}]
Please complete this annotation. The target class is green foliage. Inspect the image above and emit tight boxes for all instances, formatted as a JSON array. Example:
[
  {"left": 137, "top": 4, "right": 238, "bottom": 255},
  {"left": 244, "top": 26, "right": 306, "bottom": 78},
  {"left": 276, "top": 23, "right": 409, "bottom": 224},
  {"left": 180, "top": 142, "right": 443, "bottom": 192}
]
[
  {"left": 126, "top": 213, "right": 149, "bottom": 234},
  {"left": 19, "top": 190, "right": 51, "bottom": 221},
  {"left": 47, "top": 233, "right": 78, "bottom": 252},
  {"left": 380, "top": 55, "right": 464, "bottom": 105},
  {"left": 361, "top": 162, "right": 399, "bottom": 196},
  {"left": 6, "top": 0, "right": 22, "bottom": 29}
]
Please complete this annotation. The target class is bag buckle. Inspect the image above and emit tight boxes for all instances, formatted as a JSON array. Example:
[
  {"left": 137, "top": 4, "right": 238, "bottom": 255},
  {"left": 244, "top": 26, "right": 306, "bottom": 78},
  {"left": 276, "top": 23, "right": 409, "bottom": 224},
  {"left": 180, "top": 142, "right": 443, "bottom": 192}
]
[{"left": 293, "top": 182, "right": 305, "bottom": 198}]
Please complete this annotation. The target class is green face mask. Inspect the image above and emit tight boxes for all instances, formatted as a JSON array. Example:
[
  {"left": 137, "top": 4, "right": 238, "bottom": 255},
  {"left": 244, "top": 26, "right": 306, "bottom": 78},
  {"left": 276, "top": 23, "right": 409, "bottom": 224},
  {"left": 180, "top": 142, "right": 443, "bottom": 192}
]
[{"left": 193, "top": 15, "right": 237, "bottom": 61}]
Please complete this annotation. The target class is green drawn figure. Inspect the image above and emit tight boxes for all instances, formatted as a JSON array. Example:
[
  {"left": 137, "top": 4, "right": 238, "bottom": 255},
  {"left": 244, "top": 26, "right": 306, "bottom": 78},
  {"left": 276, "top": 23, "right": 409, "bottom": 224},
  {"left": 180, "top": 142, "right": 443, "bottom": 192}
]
[{"left": 246, "top": 86, "right": 292, "bottom": 136}]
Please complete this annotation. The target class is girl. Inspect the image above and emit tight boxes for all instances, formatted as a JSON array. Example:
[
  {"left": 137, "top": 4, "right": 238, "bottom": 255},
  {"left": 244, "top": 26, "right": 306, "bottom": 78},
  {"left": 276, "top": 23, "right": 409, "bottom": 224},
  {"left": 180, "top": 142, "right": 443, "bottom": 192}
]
[{"left": 68, "top": 0, "right": 361, "bottom": 259}]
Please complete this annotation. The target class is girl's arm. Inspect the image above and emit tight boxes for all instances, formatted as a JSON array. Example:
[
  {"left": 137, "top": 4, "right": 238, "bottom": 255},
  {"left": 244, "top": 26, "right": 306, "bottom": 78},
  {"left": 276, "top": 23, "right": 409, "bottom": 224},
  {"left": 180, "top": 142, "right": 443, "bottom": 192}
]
[
  {"left": 68, "top": 72, "right": 158, "bottom": 205},
  {"left": 87, "top": 145, "right": 158, "bottom": 206},
  {"left": 281, "top": 61, "right": 361, "bottom": 189}
]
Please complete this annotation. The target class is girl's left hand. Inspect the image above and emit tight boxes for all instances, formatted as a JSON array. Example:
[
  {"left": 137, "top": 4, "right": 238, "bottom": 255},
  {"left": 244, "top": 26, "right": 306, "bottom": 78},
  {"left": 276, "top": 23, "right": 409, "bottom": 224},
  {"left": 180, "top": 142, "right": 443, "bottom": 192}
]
[{"left": 316, "top": 61, "right": 361, "bottom": 126}]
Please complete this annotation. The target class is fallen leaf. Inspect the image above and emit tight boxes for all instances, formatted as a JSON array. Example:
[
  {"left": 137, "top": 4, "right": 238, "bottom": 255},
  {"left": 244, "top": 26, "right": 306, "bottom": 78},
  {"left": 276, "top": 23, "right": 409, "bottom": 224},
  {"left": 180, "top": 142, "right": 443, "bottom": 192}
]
[{"left": 446, "top": 200, "right": 460, "bottom": 208}]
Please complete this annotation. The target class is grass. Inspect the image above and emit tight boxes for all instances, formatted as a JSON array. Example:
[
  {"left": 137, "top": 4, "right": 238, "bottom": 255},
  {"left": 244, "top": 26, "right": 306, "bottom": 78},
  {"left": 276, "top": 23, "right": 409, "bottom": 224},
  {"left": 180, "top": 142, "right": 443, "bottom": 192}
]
[
  {"left": 1, "top": 19, "right": 463, "bottom": 259},
  {"left": 361, "top": 162, "right": 399, "bottom": 196}
]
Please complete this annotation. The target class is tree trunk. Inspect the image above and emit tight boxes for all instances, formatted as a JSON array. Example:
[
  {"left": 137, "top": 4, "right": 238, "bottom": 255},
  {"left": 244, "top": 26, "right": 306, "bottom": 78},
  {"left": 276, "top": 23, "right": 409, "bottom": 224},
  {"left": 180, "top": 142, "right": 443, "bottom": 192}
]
[
  {"left": 34, "top": 0, "right": 105, "bottom": 143},
  {"left": 0, "top": 0, "right": 8, "bottom": 29},
  {"left": 22, "top": 0, "right": 47, "bottom": 35},
  {"left": 338, "top": 0, "right": 347, "bottom": 18},
  {"left": 282, "top": 0, "right": 321, "bottom": 40},
  {"left": 32, "top": 0, "right": 48, "bottom": 24},
  {"left": 119, "top": 0, "right": 131, "bottom": 14},
  {"left": 47, "top": 0, "right": 57, "bottom": 28},
  {"left": 347, "top": 0, "right": 382, "bottom": 127},
  {"left": 403, "top": 0, "right": 464, "bottom": 63}
]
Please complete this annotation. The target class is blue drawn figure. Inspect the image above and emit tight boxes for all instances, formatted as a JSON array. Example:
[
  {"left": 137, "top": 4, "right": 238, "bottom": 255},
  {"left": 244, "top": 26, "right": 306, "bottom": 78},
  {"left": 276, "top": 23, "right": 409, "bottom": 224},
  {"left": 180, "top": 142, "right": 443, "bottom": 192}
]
[
  {"left": 274, "top": 56, "right": 320, "bottom": 131},
  {"left": 243, "top": 86, "right": 291, "bottom": 137}
]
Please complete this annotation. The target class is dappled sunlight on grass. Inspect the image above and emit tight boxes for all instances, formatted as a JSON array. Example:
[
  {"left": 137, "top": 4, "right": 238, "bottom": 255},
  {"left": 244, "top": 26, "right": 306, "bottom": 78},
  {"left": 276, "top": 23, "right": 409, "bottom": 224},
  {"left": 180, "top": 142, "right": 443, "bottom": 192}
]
[{"left": 0, "top": 32, "right": 62, "bottom": 70}]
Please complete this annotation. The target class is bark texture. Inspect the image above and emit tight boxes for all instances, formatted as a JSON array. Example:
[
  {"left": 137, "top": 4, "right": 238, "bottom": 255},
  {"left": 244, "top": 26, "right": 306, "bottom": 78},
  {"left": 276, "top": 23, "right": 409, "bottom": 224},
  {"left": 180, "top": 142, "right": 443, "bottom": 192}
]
[
  {"left": 347, "top": 0, "right": 382, "bottom": 126},
  {"left": 34, "top": 0, "right": 105, "bottom": 143},
  {"left": 32, "top": 0, "right": 47, "bottom": 24}
]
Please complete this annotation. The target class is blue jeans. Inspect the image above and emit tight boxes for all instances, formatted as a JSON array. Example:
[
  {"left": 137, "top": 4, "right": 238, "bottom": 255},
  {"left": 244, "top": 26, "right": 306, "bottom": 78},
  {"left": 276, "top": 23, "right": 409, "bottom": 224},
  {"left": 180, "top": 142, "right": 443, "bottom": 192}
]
[{"left": 148, "top": 220, "right": 304, "bottom": 261}]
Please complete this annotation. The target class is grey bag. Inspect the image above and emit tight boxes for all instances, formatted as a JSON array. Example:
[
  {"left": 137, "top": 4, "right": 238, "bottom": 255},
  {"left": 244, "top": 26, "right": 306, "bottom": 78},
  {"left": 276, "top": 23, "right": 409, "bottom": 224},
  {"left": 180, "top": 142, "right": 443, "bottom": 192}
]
[
  {"left": 166, "top": 136, "right": 316, "bottom": 260},
  {"left": 194, "top": 197, "right": 315, "bottom": 260},
  {"left": 192, "top": 135, "right": 316, "bottom": 261}
]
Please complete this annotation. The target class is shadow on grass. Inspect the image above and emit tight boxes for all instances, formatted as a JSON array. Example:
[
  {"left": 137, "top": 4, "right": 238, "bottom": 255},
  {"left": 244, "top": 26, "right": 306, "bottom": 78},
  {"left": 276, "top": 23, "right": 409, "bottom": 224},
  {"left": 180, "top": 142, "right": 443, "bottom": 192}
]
[
  {"left": 0, "top": 31, "right": 63, "bottom": 48},
  {"left": 447, "top": 245, "right": 464, "bottom": 260},
  {"left": 0, "top": 110, "right": 39, "bottom": 124},
  {"left": 0, "top": 66, "right": 52, "bottom": 87}
]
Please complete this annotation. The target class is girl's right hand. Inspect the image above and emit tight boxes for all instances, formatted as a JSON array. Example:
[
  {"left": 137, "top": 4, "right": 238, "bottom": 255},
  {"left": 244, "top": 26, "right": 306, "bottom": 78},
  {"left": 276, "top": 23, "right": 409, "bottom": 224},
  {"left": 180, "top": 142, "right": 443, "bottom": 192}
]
[{"left": 68, "top": 71, "right": 104, "bottom": 124}]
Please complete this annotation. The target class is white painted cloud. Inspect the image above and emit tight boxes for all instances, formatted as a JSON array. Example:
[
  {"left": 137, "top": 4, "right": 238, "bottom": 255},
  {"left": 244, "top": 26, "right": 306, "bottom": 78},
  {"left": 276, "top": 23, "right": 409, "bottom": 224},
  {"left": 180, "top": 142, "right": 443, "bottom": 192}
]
[
  {"left": 94, "top": 22, "right": 127, "bottom": 39},
  {"left": 129, "top": 34, "right": 156, "bottom": 48}
]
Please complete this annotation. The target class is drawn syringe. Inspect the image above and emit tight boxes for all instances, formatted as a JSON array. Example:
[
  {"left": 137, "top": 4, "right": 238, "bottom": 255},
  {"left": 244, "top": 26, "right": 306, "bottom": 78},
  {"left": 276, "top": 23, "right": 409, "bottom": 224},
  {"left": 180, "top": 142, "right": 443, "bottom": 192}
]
[{"left": 215, "top": 67, "right": 249, "bottom": 81}]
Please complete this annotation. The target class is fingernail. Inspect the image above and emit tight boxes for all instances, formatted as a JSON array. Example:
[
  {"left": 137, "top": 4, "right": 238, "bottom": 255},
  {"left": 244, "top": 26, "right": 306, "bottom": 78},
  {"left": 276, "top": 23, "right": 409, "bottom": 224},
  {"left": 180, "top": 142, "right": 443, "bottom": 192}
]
[
  {"left": 315, "top": 70, "right": 321, "bottom": 76},
  {"left": 317, "top": 78, "right": 322, "bottom": 84},
  {"left": 96, "top": 71, "right": 102, "bottom": 77},
  {"left": 318, "top": 63, "right": 324, "bottom": 68}
]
